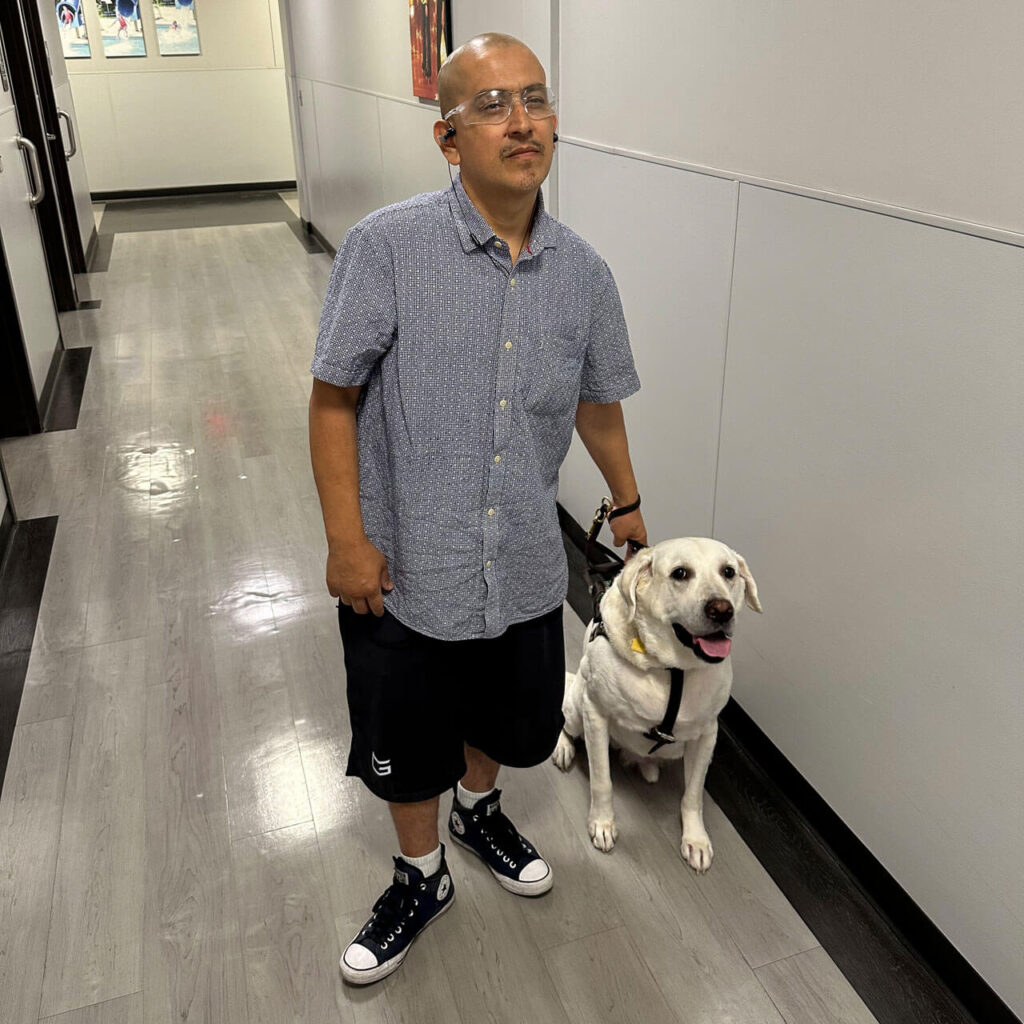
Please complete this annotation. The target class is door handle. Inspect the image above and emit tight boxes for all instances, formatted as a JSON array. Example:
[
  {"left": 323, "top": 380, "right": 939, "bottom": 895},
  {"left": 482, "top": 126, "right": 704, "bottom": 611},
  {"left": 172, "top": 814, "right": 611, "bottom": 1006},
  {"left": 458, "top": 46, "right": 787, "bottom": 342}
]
[
  {"left": 57, "top": 108, "right": 77, "bottom": 159},
  {"left": 15, "top": 134, "right": 45, "bottom": 206}
]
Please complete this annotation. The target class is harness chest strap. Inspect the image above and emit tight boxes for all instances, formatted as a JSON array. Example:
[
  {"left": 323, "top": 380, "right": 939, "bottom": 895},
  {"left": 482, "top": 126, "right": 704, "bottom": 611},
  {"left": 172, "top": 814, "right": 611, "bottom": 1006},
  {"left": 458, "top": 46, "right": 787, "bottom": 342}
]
[{"left": 588, "top": 610, "right": 685, "bottom": 755}]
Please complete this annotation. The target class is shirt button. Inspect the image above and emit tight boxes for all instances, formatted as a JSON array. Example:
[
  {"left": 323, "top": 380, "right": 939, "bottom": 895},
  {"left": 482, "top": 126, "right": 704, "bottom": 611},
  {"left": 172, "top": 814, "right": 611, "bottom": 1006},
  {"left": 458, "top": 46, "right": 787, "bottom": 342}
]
[
  {"left": 510, "top": 277, "right": 517, "bottom": 287},
  {"left": 504, "top": 341, "right": 512, "bottom": 350},
  {"left": 499, "top": 399, "right": 507, "bottom": 408},
  {"left": 494, "top": 455, "right": 501, "bottom": 463},
  {"left": 494, "top": 240, "right": 502, "bottom": 248},
  {"left": 485, "top": 560, "right": 492, "bottom": 567},
  {"left": 487, "top": 507, "right": 495, "bottom": 516}
]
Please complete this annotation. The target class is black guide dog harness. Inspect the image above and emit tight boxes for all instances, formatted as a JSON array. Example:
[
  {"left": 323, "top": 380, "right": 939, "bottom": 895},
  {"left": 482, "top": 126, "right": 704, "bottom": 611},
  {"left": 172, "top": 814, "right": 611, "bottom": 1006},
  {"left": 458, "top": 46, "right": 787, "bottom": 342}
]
[{"left": 584, "top": 496, "right": 685, "bottom": 756}]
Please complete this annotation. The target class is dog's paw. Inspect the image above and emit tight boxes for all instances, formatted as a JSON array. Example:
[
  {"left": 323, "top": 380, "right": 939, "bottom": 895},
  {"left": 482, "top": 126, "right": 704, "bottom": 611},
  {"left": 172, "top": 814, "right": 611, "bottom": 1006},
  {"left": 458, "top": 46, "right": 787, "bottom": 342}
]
[
  {"left": 588, "top": 817, "right": 618, "bottom": 852},
  {"left": 681, "top": 831, "right": 714, "bottom": 873},
  {"left": 639, "top": 760, "right": 660, "bottom": 784},
  {"left": 551, "top": 731, "right": 576, "bottom": 771}
]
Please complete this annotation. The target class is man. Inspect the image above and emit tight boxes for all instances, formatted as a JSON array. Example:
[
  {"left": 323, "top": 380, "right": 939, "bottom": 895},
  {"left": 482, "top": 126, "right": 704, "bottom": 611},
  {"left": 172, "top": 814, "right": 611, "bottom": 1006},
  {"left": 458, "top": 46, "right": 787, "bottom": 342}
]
[{"left": 309, "top": 33, "right": 646, "bottom": 985}]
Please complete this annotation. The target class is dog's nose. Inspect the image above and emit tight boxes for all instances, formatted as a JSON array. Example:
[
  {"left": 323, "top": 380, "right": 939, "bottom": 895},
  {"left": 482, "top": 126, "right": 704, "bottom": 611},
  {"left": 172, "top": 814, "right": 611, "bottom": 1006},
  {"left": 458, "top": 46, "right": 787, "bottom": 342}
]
[{"left": 705, "top": 599, "right": 733, "bottom": 623}]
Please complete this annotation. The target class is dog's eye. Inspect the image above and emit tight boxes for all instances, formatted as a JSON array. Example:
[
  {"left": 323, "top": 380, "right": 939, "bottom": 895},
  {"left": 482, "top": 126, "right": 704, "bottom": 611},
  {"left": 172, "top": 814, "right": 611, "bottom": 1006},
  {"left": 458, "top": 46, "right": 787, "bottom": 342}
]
[
  {"left": 671, "top": 567, "right": 688, "bottom": 581},
  {"left": 722, "top": 566, "right": 736, "bottom": 579}
]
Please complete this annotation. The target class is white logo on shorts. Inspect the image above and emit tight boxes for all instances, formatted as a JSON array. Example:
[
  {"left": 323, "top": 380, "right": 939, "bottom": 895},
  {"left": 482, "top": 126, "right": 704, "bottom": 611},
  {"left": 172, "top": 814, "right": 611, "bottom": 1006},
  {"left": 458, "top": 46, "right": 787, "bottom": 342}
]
[
  {"left": 451, "top": 811, "right": 466, "bottom": 835},
  {"left": 371, "top": 752, "right": 392, "bottom": 777},
  {"left": 437, "top": 874, "right": 451, "bottom": 900}
]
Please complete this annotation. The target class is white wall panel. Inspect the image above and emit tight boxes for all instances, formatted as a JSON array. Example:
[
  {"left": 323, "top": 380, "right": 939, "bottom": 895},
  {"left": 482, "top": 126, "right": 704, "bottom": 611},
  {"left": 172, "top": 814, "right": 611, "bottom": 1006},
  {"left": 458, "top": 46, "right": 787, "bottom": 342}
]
[
  {"left": 560, "top": 1, "right": 1024, "bottom": 236},
  {"left": 715, "top": 185, "right": 1024, "bottom": 1014},
  {"left": 310, "top": 82, "right": 383, "bottom": 247},
  {"left": 453, "top": 0, "right": 552, "bottom": 74},
  {"left": 557, "top": 144, "right": 738, "bottom": 544},
  {"left": 65, "top": 75, "right": 119, "bottom": 192},
  {"left": 65, "top": 0, "right": 292, "bottom": 191},
  {"left": 69, "top": 70, "right": 293, "bottom": 191},
  {"left": 377, "top": 98, "right": 452, "bottom": 208},
  {"left": 288, "top": 0, "right": 412, "bottom": 96}
]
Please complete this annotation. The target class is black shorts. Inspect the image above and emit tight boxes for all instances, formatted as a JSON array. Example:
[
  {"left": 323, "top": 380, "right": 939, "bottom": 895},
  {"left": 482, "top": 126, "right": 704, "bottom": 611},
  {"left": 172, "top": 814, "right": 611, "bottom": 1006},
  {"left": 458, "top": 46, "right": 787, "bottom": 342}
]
[{"left": 337, "top": 602, "right": 566, "bottom": 803}]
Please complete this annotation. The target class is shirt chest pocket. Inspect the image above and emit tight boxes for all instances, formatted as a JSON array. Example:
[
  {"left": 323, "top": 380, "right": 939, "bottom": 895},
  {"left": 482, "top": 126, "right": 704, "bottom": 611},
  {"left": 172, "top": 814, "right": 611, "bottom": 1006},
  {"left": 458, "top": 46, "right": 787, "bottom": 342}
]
[{"left": 521, "top": 328, "right": 587, "bottom": 417}]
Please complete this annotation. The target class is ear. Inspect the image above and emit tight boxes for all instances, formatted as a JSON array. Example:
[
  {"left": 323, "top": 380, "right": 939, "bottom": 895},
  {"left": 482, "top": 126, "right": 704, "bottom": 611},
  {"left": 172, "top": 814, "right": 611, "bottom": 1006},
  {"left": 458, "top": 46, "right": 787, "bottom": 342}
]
[
  {"left": 433, "top": 119, "right": 460, "bottom": 165},
  {"left": 618, "top": 547, "right": 655, "bottom": 621},
  {"left": 734, "top": 551, "right": 762, "bottom": 613}
]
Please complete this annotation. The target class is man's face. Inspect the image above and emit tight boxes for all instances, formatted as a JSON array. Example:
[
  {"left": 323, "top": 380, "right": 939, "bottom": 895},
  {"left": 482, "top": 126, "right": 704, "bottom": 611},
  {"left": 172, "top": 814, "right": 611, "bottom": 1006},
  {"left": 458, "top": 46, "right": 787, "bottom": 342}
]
[{"left": 443, "top": 45, "right": 557, "bottom": 197}]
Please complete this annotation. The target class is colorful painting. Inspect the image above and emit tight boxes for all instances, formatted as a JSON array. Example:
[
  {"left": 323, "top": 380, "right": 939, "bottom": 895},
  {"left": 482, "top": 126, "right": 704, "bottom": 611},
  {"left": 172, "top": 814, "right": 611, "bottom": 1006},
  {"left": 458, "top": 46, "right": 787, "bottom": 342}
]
[
  {"left": 95, "top": 0, "right": 146, "bottom": 58},
  {"left": 408, "top": 0, "right": 452, "bottom": 101},
  {"left": 153, "top": 0, "right": 201, "bottom": 57},
  {"left": 56, "top": 1, "right": 91, "bottom": 59}
]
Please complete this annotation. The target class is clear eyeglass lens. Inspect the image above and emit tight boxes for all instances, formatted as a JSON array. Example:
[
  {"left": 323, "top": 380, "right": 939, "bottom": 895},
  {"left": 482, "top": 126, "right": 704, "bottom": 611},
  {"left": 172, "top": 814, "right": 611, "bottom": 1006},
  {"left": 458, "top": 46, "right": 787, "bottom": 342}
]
[{"left": 466, "top": 88, "right": 555, "bottom": 124}]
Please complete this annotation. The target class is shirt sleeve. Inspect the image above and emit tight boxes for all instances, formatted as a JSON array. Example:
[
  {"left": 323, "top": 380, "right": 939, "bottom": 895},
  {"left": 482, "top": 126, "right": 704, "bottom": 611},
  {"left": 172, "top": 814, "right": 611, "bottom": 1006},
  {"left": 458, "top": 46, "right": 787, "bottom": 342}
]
[
  {"left": 310, "top": 224, "right": 397, "bottom": 386},
  {"left": 579, "top": 258, "right": 641, "bottom": 403}
]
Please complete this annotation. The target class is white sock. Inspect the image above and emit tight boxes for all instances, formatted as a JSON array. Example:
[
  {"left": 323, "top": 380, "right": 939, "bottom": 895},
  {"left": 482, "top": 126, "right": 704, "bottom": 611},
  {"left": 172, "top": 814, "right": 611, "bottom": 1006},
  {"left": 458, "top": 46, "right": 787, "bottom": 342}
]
[
  {"left": 457, "top": 782, "right": 495, "bottom": 808},
  {"left": 401, "top": 844, "right": 442, "bottom": 877}
]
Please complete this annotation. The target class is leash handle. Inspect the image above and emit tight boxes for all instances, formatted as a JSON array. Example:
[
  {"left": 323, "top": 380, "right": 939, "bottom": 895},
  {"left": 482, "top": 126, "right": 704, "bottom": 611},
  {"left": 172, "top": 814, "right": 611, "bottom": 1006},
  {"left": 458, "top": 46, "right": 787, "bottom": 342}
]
[
  {"left": 607, "top": 494, "right": 641, "bottom": 520},
  {"left": 584, "top": 494, "right": 646, "bottom": 622}
]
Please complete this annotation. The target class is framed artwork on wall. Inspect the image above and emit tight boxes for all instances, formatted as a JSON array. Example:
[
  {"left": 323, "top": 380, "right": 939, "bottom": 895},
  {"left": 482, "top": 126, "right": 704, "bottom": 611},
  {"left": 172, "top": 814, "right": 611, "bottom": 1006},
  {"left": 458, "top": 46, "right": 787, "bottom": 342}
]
[
  {"left": 153, "top": 0, "right": 201, "bottom": 57},
  {"left": 95, "top": 0, "right": 147, "bottom": 58},
  {"left": 409, "top": 0, "right": 452, "bottom": 102},
  {"left": 55, "top": 1, "right": 91, "bottom": 58}
]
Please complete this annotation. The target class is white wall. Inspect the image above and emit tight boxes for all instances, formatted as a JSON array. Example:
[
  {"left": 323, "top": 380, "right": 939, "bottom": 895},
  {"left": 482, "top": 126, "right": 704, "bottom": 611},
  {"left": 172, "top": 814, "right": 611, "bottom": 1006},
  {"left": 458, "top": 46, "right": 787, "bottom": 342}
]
[
  {"left": 278, "top": 1, "right": 1024, "bottom": 1015},
  {"left": 65, "top": 0, "right": 294, "bottom": 192},
  {"left": 560, "top": 0, "right": 1024, "bottom": 238}
]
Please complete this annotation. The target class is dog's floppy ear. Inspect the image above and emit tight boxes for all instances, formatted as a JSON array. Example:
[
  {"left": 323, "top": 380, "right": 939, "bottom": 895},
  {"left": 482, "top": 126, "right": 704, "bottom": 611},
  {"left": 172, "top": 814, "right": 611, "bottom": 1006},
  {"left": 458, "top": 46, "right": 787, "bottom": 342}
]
[
  {"left": 619, "top": 547, "right": 655, "bottom": 621},
  {"left": 734, "top": 551, "right": 762, "bottom": 612}
]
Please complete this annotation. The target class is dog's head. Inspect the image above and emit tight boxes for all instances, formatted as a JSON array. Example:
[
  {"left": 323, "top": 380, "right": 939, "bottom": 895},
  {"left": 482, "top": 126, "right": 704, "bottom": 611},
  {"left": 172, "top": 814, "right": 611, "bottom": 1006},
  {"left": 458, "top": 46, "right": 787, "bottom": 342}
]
[{"left": 613, "top": 537, "right": 762, "bottom": 666}]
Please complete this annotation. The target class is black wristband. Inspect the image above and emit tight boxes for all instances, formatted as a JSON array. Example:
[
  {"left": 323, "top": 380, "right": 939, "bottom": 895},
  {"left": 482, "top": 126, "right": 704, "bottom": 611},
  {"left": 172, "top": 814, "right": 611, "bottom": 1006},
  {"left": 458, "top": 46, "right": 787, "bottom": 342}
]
[{"left": 607, "top": 494, "right": 641, "bottom": 520}]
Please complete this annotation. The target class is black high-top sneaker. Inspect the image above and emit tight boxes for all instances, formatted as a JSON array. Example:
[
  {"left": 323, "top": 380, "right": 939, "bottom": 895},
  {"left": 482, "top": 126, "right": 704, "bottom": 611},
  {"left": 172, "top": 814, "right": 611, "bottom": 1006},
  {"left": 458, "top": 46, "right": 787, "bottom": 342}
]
[
  {"left": 339, "top": 846, "right": 455, "bottom": 985},
  {"left": 448, "top": 788, "right": 553, "bottom": 896}
]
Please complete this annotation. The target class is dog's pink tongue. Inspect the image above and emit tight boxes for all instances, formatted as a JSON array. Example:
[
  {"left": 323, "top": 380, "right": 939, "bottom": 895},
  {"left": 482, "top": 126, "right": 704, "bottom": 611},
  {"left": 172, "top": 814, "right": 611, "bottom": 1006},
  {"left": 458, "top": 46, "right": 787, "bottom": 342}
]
[{"left": 696, "top": 635, "right": 731, "bottom": 658}]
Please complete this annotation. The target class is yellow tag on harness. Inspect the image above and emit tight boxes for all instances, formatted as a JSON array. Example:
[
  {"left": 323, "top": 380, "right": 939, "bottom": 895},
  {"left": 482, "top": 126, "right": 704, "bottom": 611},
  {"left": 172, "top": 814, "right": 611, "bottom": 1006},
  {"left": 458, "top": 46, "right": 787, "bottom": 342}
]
[{"left": 631, "top": 636, "right": 646, "bottom": 654}]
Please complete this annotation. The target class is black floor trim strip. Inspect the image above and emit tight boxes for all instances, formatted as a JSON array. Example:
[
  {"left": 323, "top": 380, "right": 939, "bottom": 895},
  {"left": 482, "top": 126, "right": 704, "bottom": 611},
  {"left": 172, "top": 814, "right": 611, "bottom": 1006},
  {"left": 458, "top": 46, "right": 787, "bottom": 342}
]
[
  {"left": 89, "top": 233, "right": 114, "bottom": 273},
  {"left": 77, "top": 299, "right": 102, "bottom": 310},
  {"left": 0, "top": 504, "right": 12, "bottom": 567},
  {"left": 91, "top": 180, "right": 297, "bottom": 201},
  {"left": 558, "top": 501, "right": 1018, "bottom": 1024},
  {"left": 306, "top": 220, "right": 336, "bottom": 258},
  {"left": 0, "top": 516, "right": 57, "bottom": 789},
  {"left": 288, "top": 219, "right": 325, "bottom": 253},
  {"left": 44, "top": 347, "right": 91, "bottom": 433}
]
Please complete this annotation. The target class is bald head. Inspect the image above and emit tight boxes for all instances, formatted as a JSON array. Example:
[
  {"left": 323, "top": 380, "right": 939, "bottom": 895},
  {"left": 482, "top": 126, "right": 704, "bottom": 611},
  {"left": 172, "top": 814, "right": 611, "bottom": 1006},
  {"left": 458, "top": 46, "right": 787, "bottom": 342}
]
[{"left": 437, "top": 33, "right": 542, "bottom": 116}]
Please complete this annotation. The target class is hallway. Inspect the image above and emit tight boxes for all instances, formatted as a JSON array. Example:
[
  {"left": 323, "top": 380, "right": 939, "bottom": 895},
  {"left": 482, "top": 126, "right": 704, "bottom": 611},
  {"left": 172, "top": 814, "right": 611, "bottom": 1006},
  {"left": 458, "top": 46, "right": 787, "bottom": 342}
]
[{"left": 0, "top": 195, "right": 877, "bottom": 1024}]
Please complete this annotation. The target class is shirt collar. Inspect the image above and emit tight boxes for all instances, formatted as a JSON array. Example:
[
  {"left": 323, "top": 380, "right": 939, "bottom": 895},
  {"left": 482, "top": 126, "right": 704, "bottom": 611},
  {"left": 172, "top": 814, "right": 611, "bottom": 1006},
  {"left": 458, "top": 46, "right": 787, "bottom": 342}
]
[{"left": 449, "top": 174, "right": 558, "bottom": 255}]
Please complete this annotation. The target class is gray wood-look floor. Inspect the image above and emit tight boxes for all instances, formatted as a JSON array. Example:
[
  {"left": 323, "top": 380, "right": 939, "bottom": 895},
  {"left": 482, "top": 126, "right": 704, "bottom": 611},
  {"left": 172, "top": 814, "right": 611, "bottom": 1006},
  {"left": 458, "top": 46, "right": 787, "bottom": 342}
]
[{"left": 0, "top": 205, "right": 878, "bottom": 1024}]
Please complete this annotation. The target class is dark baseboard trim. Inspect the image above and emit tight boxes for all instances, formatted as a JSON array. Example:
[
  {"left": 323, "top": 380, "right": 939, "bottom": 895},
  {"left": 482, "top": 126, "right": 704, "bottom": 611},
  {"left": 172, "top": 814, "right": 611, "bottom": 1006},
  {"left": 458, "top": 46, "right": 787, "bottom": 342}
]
[
  {"left": 43, "top": 347, "right": 91, "bottom": 432},
  {"left": 91, "top": 181, "right": 297, "bottom": 202},
  {"left": 0, "top": 503, "right": 12, "bottom": 569},
  {"left": 557, "top": 501, "right": 1019, "bottom": 1024},
  {"left": 0, "top": 516, "right": 57, "bottom": 789},
  {"left": 89, "top": 233, "right": 114, "bottom": 273},
  {"left": 305, "top": 219, "right": 335, "bottom": 258},
  {"left": 36, "top": 340, "right": 64, "bottom": 432},
  {"left": 83, "top": 224, "right": 98, "bottom": 272}
]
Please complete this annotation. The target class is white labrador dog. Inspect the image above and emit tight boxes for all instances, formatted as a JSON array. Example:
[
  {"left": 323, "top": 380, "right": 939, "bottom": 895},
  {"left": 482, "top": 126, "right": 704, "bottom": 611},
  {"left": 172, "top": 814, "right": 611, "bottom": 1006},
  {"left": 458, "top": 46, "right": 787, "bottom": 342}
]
[{"left": 553, "top": 538, "right": 761, "bottom": 872}]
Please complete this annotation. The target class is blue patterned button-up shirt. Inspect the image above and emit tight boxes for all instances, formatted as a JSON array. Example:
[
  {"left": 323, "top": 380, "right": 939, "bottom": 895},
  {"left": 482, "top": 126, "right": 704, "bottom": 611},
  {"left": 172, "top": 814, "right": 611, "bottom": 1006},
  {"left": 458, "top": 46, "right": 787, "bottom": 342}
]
[{"left": 311, "top": 175, "right": 640, "bottom": 640}]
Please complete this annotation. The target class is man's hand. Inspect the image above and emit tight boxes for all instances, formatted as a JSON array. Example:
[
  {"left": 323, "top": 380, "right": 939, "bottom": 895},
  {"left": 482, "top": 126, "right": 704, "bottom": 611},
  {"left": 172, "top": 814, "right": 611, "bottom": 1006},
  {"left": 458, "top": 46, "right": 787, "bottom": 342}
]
[
  {"left": 609, "top": 504, "right": 647, "bottom": 558},
  {"left": 327, "top": 537, "right": 394, "bottom": 616}
]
